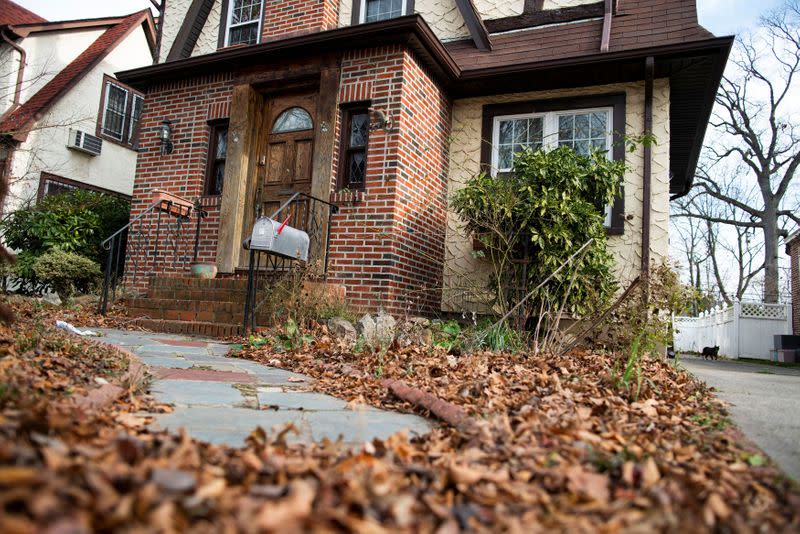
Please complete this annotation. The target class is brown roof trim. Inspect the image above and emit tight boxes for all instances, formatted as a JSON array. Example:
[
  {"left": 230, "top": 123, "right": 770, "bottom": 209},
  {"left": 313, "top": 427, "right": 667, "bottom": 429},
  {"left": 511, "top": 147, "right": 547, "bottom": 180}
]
[
  {"left": 7, "top": 12, "right": 157, "bottom": 57},
  {"left": 117, "top": 15, "right": 462, "bottom": 88},
  {"left": 167, "top": 0, "right": 215, "bottom": 61},
  {"left": 454, "top": 0, "right": 492, "bottom": 51},
  {"left": 7, "top": 17, "right": 127, "bottom": 37},
  {"left": 457, "top": 36, "right": 734, "bottom": 80},
  {"left": 484, "top": 2, "right": 605, "bottom": 34}
]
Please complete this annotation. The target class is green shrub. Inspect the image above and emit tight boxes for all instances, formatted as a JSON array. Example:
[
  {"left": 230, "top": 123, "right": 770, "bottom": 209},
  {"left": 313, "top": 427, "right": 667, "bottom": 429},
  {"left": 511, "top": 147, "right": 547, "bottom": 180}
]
[
  {"left": 451, "top": 146, "right": 623, "bottom": 319},
  {"left": 1, "top": 190, "right": 129, "bottom": 262},
  {"left": 0, "top": 190, "right": 129, "bottom": 292},
  {"left": 32, "top": 250, "right": 101, "bottom": 301}
]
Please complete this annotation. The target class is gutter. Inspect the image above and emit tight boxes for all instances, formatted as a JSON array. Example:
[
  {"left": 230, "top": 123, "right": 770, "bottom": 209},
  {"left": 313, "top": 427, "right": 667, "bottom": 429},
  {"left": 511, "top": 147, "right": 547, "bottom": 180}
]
[{"left": 0, "top": 30, "right": 26, "bottom": 111}]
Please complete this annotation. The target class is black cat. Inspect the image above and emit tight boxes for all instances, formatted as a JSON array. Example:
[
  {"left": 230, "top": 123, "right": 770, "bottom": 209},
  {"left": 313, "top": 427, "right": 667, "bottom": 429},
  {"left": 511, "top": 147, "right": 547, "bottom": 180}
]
[{"left": 701, "top": 346, "right": 720, "bottom": 360}]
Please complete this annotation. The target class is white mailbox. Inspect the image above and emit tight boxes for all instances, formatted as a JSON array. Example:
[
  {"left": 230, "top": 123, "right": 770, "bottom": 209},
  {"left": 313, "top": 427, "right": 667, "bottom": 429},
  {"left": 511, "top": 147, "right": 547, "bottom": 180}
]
[{"left": 248, "top": 217, "right": 310, "bottom": 262}]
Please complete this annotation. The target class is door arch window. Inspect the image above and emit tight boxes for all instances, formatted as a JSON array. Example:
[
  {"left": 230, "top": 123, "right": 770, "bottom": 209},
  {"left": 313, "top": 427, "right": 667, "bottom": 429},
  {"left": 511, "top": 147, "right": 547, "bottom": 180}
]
[{"left": 272, "top": 107, "right": 313, "bottom": 133}]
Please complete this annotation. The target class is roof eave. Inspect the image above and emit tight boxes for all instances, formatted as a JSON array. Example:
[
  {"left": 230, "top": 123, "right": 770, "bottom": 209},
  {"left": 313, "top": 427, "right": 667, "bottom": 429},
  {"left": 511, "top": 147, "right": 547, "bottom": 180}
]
[
  {"left": 670, "top": 35, "right": 734, "bottom": 199},
  {"left": 116, "top": 15, "right": 462, "bottom": 89}
]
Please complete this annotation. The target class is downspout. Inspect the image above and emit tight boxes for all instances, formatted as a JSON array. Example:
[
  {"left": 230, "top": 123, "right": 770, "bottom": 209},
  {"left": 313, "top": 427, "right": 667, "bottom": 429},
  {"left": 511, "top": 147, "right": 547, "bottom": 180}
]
[
  {"left": 1, "top": 30, "right": 26, "bottom": 110},
  {"left": 600, "top": 0, "right": 613, "bottom": 52},
  {"left": 642, "top": 56, "right": 654, "bottom": 296}
]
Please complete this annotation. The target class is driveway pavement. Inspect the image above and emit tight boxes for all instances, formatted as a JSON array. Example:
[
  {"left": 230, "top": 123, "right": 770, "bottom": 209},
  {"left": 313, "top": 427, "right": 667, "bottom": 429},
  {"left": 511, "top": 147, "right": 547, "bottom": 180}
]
[
  {"left": 680, "top": 356, "right": 800, "bottom": 481},
  {"left": 96, "top": 328, "right": 431, "bottom": 447}
]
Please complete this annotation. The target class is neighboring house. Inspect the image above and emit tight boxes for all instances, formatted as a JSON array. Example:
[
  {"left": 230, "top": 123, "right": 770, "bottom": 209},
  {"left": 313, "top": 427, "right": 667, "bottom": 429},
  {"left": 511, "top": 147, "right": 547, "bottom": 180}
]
[
  {"left": 787, "top": 231, "right": 800, "bottom": 335},
  {"left": 0, "top": 1, "right": 157, "bottom": 212},
  {"left": 113, "top": 0, "right": 732, "bottom": 328}
]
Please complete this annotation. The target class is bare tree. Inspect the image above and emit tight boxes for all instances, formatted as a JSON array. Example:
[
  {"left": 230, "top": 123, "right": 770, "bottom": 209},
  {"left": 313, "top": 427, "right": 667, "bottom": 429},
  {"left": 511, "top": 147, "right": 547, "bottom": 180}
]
[
  {"left": 674, "top": 167, "right": 768, "bottom": 305},
  {"left": 679, "top": 1, "right": 800, "bottom": 303}
]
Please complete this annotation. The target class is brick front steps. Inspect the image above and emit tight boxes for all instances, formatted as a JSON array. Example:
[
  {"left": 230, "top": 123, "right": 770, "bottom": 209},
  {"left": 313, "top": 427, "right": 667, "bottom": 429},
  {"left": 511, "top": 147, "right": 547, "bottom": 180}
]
[
  {"left": 127, "top": 276, "right": 251, "bottom": 338},
  {"left": 126, "top": 275, "right": 346, "bottom": 339}
]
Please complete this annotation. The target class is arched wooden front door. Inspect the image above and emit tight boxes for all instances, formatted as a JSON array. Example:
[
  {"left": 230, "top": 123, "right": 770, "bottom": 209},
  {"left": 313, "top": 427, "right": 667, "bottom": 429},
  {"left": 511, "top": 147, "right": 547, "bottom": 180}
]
[{"left": 260, "top": 93, "right": 317, "bottom": 226}]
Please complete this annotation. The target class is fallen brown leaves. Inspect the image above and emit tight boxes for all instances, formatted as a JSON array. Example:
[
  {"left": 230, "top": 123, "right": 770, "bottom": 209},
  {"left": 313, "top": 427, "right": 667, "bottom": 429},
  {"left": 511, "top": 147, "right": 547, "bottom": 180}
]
[{"left": 1, "top": 305, "right": 798, "bottom": 532}]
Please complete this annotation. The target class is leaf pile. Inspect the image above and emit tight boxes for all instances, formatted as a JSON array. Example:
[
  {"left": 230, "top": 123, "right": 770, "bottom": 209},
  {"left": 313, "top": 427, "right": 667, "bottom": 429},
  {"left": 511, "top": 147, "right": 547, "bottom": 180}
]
[{"left": 0, "top": 306, "right": 798, "bottom": 532}]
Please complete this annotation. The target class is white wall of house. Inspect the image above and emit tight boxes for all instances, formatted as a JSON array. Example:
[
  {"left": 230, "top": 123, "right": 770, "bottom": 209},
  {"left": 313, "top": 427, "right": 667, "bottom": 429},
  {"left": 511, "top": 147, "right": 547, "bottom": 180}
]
[
  {"left": 5, "top": 25, "right": 152, "bottom": 212},
  {"left": 19, "top": 29, "right": 106, "bottom": 108}
]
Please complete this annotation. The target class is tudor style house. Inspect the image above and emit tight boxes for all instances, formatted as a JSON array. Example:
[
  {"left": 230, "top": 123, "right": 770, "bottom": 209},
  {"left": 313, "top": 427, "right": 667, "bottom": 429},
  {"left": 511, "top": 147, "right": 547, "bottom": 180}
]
[
  {"left": 0, "top": 1, "right": 156, "bottom": 212},
  {"left": 112, "top": 0, "right": 732, "bottom": 335}
]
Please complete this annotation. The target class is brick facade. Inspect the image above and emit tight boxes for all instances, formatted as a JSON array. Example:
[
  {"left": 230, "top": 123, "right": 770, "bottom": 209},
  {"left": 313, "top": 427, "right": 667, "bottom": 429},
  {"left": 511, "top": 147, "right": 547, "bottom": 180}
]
[
  {"left": 262, "top": 0, "right": 339, "bottom": 42},
  {"left": 327, "top": 46, "right": 451, "bottom": 315},
  {"left": 126, "top": 73, "right": 233, "bottom": 288},
  {"left": 124, "top": 44, "right": 450, "bottom": 316},
  {"left": 788, "top": 236, "right": 800, "bottom": 335}
]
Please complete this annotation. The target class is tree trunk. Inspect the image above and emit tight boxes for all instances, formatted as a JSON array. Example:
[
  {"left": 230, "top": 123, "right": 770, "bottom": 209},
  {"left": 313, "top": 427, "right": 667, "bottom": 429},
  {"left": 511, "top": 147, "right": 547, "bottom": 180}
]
[{"left": 762, "top": 206, "right": 780, "bottom": 303}]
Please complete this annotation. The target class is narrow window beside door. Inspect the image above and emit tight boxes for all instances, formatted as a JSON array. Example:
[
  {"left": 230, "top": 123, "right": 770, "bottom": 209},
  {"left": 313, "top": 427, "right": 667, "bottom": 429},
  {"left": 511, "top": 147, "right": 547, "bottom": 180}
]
[
  {"left": 205, "top": 120, "right": 229, "bottom": 196},
  {"left": 338, "top": 107, "right": 370, "bottom": 190}
]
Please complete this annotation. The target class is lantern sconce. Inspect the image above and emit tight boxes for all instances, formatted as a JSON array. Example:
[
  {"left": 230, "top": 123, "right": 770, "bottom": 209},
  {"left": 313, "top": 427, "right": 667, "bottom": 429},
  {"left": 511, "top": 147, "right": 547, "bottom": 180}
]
[{"left": 160, "top": 120, "right": 173, "bottom": 155}]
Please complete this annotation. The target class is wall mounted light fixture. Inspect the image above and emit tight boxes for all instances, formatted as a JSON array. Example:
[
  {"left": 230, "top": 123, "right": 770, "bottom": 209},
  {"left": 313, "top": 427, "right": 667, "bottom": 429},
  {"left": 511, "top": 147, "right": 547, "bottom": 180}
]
[{"left": 159, "top": 120, "right": 173, "bottom": 155}]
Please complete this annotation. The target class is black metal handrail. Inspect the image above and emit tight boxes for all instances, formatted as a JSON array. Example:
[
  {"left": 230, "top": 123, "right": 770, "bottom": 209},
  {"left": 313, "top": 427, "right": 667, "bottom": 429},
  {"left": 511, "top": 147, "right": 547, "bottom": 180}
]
[
  {"left": 98, "top": 196, "right": 207, "bottom": 314},
  {"left": 242, "top": 192, "right": 339, "bottom": 334}
]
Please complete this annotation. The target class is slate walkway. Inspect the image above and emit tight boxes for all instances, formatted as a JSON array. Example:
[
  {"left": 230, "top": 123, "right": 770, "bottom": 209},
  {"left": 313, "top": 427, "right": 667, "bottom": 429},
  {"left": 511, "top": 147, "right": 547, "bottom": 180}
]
[
  {"left": 681, "top": 356, "right": 800, "bottom": 481},
  {"left": 96, "top": 329, "right": 431, "bottom": 446}
]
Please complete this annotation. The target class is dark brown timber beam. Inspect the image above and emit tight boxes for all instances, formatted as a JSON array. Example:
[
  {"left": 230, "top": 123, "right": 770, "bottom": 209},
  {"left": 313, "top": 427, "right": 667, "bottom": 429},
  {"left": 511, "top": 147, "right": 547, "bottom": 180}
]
[{"left": 454, "top": 0, "right": 492, "bottom": 51}]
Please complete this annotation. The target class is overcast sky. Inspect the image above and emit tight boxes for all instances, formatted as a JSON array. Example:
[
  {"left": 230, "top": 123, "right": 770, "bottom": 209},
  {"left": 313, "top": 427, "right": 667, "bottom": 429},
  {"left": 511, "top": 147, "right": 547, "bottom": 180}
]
[{"left": 13, "top": 0, "right": 786, "bottom": 36}]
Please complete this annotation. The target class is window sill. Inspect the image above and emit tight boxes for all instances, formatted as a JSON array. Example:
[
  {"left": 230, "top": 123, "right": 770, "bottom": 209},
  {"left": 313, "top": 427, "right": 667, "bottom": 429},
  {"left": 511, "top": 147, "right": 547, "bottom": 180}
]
[
  {"left": 96, "top": 131, "right": 139, "bottom": 152},
  {"left": 330, "top": 190, "right": 364, "bottom": 206}
]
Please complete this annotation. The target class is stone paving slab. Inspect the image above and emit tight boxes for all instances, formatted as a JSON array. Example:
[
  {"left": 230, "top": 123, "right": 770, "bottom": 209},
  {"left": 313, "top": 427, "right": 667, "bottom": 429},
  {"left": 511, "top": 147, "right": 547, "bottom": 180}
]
[
  {"left": 152, "top": 367, "right": 258, "bottom": 384},
  {"left": 257, "top": 389, "right": 349, "bottom": 411},
  {"left": 94, "top": 328, "right": 432, "bottom": 448},
  {"left": 153, "top": 379, "right": 248, "bottom": 407}
]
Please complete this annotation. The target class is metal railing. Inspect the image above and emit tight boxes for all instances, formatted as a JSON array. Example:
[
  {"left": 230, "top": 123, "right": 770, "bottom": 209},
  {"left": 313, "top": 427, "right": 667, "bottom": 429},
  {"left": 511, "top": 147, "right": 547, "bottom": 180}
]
[
  {"left": 242, "top": 192, "right": 338, "bottom": 334},
  {"left": 98, "top": 196, "right": 207, "bottom": 314}
]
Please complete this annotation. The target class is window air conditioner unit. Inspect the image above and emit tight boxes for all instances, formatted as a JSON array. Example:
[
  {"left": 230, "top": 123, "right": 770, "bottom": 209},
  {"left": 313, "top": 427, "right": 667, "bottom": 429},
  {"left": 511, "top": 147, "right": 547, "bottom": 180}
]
[{"left": 67, "top": 129, "right": 102, "bottom": 156}]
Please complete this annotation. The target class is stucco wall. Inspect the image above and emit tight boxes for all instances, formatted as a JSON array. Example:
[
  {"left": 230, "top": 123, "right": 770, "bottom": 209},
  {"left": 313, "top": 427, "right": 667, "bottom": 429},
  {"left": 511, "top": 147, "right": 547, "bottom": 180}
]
[
  {"left": 442, "top": 80, "right": 671, "bottom": 312},
  {"left": 160, "top": 0, "right": 194, "bottom": 62},
  {"left": 195, "top": 0, "right": 223, "bottom": 56},
  {"left": 337, "top": 0, "right": 525, "bottom": 42},
  {"left": 6, "top": 28, "right": 153, "bottom": 212},
  {"left": 164, "top": 0, "right": 529, "bottom": 59}
]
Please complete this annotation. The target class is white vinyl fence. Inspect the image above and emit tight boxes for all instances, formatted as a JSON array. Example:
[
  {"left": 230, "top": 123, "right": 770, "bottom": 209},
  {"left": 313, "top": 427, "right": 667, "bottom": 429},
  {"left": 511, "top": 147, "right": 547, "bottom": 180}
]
[{"left": 673, "top": 301, "right": 792, "bottom": 360}]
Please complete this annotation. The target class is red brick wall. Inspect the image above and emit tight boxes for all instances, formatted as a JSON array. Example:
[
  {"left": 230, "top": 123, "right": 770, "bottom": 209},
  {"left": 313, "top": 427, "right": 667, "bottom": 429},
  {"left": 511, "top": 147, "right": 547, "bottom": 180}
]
[
  {"left": 124, "top": 45, "right": 452, "bottom": 316},
  {"left": 262, "top": 0, "right": 339, "bottom": 42},
  {"left": 790, "top": 239, "right": 800, "bottom": 335},
  {"left": 125, "top": 73, "right": 233, "bottom": 288},
  {"left": 327, "top": 46, "right": 451, "bottom": 316}
]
